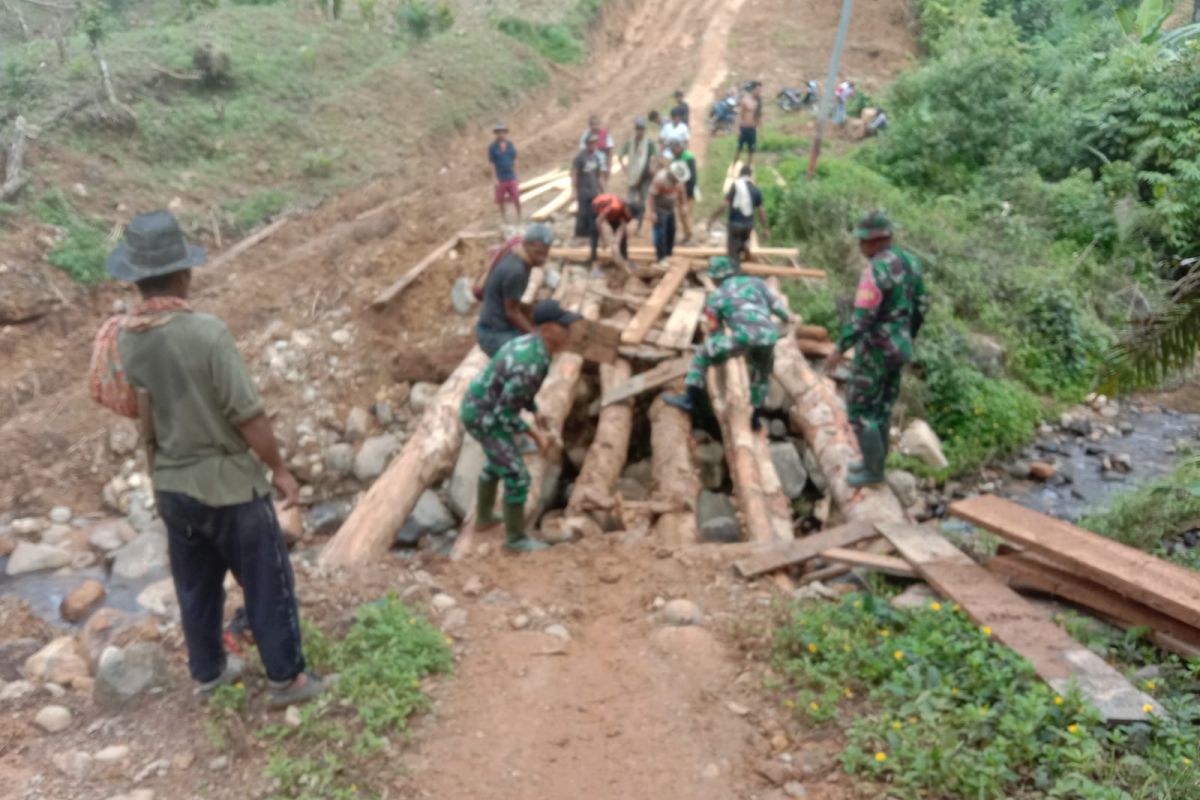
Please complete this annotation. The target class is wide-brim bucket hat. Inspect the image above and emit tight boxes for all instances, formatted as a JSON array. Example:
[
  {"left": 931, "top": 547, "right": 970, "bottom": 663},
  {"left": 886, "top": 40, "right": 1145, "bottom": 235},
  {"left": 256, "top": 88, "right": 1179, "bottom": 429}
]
[{"left": 106, "top": 210, "right": 207, "bottom": 282}]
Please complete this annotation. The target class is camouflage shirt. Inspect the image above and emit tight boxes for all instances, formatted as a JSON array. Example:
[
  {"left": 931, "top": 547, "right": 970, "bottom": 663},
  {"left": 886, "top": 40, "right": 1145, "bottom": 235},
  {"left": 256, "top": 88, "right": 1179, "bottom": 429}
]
[
  {"left": 462, "top": 333, "right": 550, "bottom": 434},
  {"left": 839, "top": 245, "right": 929, "bottom": 365},
  {"left": 707, "top": 275, "right": 789, "bottom": 346}
]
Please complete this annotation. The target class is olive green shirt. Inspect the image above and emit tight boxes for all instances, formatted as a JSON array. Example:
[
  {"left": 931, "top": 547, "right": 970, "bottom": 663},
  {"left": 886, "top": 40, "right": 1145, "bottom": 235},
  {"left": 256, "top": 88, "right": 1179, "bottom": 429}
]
[{"left": 118, "top": 312, "right": 270, "bottom": 506}]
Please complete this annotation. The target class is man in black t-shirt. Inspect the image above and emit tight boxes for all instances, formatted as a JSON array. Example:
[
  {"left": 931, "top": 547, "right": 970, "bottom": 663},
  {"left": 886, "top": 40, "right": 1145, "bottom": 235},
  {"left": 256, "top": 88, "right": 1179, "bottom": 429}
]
[
  {"left": 476, "top": 223, "right": 554, "bottom": 356},
  {"left": 708, "top": 165, "right": 770, "bottom": 272}
]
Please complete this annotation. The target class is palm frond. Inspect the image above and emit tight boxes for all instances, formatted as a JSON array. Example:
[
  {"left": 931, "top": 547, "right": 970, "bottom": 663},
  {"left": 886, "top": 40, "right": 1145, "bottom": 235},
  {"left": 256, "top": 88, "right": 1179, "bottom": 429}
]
[{"left": 1099, "top": 267, "right": 1200, "bottom": 393}]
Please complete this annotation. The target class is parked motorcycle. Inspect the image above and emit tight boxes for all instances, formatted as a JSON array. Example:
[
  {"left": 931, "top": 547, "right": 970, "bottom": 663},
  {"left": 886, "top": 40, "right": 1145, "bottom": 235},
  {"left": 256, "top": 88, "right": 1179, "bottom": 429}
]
[
  {"left": 709, "top": 91, "right": 738, "bottom": 135},
  {"left": 777, "top": 81, "right": 818, "bottom": 112}
]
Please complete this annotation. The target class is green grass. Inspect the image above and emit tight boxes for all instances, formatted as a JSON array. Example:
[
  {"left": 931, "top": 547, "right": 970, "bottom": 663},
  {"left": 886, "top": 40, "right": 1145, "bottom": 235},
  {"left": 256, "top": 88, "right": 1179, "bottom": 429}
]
[
  {"left": 33, "top": 190, "right": 110, "bottom": 284},
  {"left": 224, "top": 189, "right": 291, "bottom": 233},
  {"left": 494, "top": 0, "right": 602, "bottom": 64},
  {"left": 1079, "top": 461, "right": 1200, "bottom": 562},
  {"left": 774, "top": 592, "right": 1200, "bottom": 800}
]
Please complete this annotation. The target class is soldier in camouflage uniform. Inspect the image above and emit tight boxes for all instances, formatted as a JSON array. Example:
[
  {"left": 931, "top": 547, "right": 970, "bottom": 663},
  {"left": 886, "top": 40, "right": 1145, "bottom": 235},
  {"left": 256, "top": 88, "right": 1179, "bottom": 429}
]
[
  {"left": 460, "top": 299, "right": 581, "bottom": 552},
  {"left": 665, "top": 256, "right": 790, "bottom": 430},
  {"left": 825, "top": 210, "right": 929, "bottom": 487}
]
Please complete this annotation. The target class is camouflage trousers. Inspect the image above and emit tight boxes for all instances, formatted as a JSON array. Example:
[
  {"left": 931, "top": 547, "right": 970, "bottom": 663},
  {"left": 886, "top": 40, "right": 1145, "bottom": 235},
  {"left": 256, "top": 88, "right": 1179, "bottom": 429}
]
[
  {"left": 461, "top": 407, "right": 531, "bottom": 506},
  {"left": 685, "top": 331, "right": 777, "bottom": 407},
  {"left": 845, "top": 347, "right": 903, "bottom": 433}
]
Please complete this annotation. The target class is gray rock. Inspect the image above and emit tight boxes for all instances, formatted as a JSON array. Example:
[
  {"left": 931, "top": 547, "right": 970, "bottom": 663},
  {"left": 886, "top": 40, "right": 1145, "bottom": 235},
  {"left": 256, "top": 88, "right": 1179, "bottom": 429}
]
[
  {"left": 0, "top": 638, "right": 41, "bottom": 681},
  {"left": 323, "top": 443, "right": 355, "bottom": 477},
  {"left": 967, "top": 333, "right": 1005, "bottom": 378},
  {"left": 125, "top": 491, "right": 157, "bottom": 533},
  {"left": 1060, "top": 410, "right": 1091, "bottom": 436},
  {"left": 769, "top": 442, "right": 808, "bottom": 499},
  {"left": 93, "top": 643, "right": 169, "bottom": 709},
  {"left": 621, "top": 459, "right": 654, "bottom": 485},
  {"left": 11, "top": 516, "right": 48, "bottom": 537},
  {"left": 353, "top": 434, "right": 400, "bottom": 482},
  {"left": 544, "top": 623, "right": 570, "bottom": 641},
  {"left": 5, "top": 542, "right": 72, "bottom": 575},
  {"left": 695, "top": 442, "right": 726, "bottom": 491},
  {"left": 1006, "top": 461, "right": 1032, "bottom": 479},
  {"left": 451, "top": 277, "right": 476, "bottom": 315},
  {"left": 431, "top": 593, "right": 457, "bottom": 613},
  {"left": 49, "top": 506, "right": 72, "bottom": 525},
  {"left": 88, "top": 519, "right": 136, "bottom": 552},
  {"left": 886, "top": 469, "right": 919, "bottom": 508},
  {"left": 111, "top": 529, "right": 168, "bottom": 580},
  {"left": 0, "top": 679, "right": 35, "bottom": 700},
  {"left": 764, "top": 376, "right": 788, "bottom": 412},
  {"left": 891, "top": 582, "right": 938, "bottom": 611},
  {"left": 396, "top": 491, "right": 457, "bottom": 546},
  {"left": 344, "top": 407, "right": 371, "bottom": 442},
  {"left": 699, "top": 516, "right": 740, "bottom": 544},
  {"left": 898, "top": 420, "right": 949, "bottom": 470},
  {"left": 697, "top": 491, "right": 736, "bottom": 526},
  {"left": 768, "top": 418, "right": 788, "bottom": 440},
  {"left": 799, "top": 444, "right": 827, "bottom": 492},
  {"left": 661, "top": 599, "right": 702, "bottom": 626},
  {"left": 34, "top": 704, "right": 72, "bottom": 733},
  {"left": 613, "top": 477, "right": 648, "bottom": 501},
  {"left": 307, "top": 502, "right": 351, "bottom": 536},
  {"left": 136, "top": 577, "right": 179, "bottom": 620},
  {"left": 448, "top": 436, "right": 487, "bottom": 518},
  {"left": 108, "top": 419, "right": 140, "bottom": 456},
  {"left": 40, "top": 524, "right": 73, "bottom": 547},
  {"left": 1132, "top": 665, "right": 1161, "bottom": 682},
  {"left": 52, "top": 749, "right": 93, "bottom": 779},
  {"left": 372, "top": 401, "right": 394, "bottom": 426},
  {"left": 409, "top": 382, "right": 439, "bottom": 415}
]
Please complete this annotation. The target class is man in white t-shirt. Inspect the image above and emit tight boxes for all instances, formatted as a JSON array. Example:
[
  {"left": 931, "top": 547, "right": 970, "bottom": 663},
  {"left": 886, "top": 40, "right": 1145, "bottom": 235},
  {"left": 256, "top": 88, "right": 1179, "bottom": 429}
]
[{"left": 659, "top": 107, "right": 690, "bottom": 152}]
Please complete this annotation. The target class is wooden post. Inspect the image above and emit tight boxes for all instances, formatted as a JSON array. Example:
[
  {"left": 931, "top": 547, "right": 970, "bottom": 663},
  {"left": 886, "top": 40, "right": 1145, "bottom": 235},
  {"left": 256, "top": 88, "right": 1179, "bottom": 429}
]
[
  {"left": 649, "top": 394, "right": 700, "bottom": 546},
  {"left": 371, "top": 233, "right": 463, "bottom": 309},
  {"left": 319, "top": 347, "right": 490, "bottom": 566}
]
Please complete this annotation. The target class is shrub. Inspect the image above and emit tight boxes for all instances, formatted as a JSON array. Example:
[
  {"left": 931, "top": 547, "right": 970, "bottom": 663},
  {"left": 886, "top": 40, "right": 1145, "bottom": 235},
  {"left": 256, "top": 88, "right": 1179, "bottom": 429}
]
[
  {"left": 1079, "top": 461, "right": 1200, "bottom": 554},
  {"left": 224, "top": 189, "right": 289, "bottom": 233},
  {"left": 1012, "top": 287, "right": 1108, "bottom": 398},
  {"left": 33, "top": 190, "right": 109, "bottom": 284},
  {"left": 397, "top": 0, "right": 453, "bottom": 40},
  {"left": 496, "top": 18, "right": 584, "bottom": 64}
]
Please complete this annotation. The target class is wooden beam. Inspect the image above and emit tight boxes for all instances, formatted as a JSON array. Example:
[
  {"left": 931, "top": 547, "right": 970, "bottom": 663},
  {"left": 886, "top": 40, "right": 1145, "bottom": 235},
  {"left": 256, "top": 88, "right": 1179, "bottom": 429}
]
[
  {"left": 531, "top": 185, "right": 574, "bottom": 221},
  {"left": 795, "top": 324, "right": 830, "bottom": 341},
  {"left": 657, "top": 287, "right": 707, "bottom": 350},
  {"left": 371, "top": 233, "right": 461, "bottom": 309},
  {"left": 734, "top": 521, "right": 877, "bottom": 578},
  {"left": 621, "top": 258, "right": 691, "bottom": 345},
  {"left": 207, "top": 215, "right": 291, "bottom": 270},
  {"left": 552, "top": 244, "right": 803, "bottom": 262},
  {"left": 821, "top": 547, "right": 917, "bottom": 578},
  {"left": 521, "top": 177, "right": 571, "bottom": 204},
  {"left": 877, "top": 522, "right": 1163, "bottom": 723},
  {"left": 950, "top": 495, "right": 1200, "bottom": 630},
  {"left": 649, "top": 393, "right": 700, "bottom": 546},
  {"left": 987, "top": 553, "right": 1200, "bottom": 658},
  {"left": 519, "top": 168, "right": 569, "bottom": 192},
  {"left": 796, "top": 338, "right": 836, "bottom": 359},
  {"left": 600, "top": 357, "right": 690, "bottom": 407},
  {"left": 736, "top": 263, "right": 826, "bottom": 281}
]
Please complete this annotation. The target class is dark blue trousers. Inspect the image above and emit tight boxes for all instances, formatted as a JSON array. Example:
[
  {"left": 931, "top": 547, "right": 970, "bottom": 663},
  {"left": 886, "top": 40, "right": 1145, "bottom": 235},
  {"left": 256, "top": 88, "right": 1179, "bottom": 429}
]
[
  {"left": 156, "top": 491, "right": 305, "bottom": 684},
  {"left": 653, "top": 211, "right": 676, "bottom": 261}
]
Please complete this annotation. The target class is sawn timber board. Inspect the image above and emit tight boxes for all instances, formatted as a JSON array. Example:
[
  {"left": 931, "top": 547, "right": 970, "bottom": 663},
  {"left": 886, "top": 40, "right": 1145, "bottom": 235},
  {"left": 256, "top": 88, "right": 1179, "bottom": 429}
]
[
  {"left": 600, "top": 357, "right": 690, "bottom": 407},
  {"left": 657, "top": 287, "right": 708, "bottom": 351},
  {"left": 621, "top": 259, "right": 692, "bottom": 345},
  {"left": 732, "top": 521, "right": 876, "bottom": 578}
]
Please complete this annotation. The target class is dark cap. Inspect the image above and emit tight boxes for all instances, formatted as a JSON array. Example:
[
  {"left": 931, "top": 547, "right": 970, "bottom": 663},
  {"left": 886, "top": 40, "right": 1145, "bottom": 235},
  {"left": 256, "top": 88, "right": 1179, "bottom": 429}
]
[
  {"left": 854, "top": 209, "right": 893, "bottom": 240},
  {"left": 493, "top": 121, "right": 508, "bottom": 131},
  {"left": 674, "top": 89, "right": 684, "bottom": 97},
  {"left": 533, "top": 299, "right": 583, "bottom": 327}
]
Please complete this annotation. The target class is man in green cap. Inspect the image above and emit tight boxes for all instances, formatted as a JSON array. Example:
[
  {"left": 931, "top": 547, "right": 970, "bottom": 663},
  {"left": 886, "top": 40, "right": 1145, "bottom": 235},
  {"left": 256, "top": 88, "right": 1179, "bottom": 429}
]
[
  {"left": 461, "top": 299, "right": 582, "bottom": 552},
  {"left": 825, "top": 210, "right": 929, "bottom": 486},
  {"left": 664, "top": 256, "right": 790, "bottom": 430}
]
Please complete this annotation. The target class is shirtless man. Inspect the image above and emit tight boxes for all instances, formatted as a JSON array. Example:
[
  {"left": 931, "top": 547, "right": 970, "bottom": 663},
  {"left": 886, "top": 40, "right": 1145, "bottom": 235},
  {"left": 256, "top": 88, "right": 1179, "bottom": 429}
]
[{"left": 734, "top": 81, "right": 763, "bottom": 165}]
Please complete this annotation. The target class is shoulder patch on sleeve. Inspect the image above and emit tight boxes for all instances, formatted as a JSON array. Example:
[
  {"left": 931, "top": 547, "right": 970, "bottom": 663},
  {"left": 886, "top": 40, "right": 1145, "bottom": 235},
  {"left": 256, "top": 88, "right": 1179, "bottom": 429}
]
[{"left": 853, "top": 262, "right": 883, "bottom": 310}]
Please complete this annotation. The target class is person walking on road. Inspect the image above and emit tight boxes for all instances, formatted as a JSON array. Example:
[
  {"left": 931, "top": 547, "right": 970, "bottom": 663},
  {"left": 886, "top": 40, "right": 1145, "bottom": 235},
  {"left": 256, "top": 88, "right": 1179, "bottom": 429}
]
[
  {"left": 619, "top": 116, "right": 657, "bottom": 234},
  {"left": 475, "top": 223, "right": 555, "bottom": 356},
  {"left": 648, "top": 160, "right": 689, "bottom": 263},
  {"left": 572, "top": 134, "right": 606, "bottom": 240},
  {"left": 664, "top": 256, "right": 790, "bottom": 431},
  {"left": 735, "top": 80, "right": 763, "bottom": 164},
  {"left": 660, "top": 106, "right": 691, "bottom": 154},
  {"left": 88, "top": 211, "right": 330, "bottom": 707},
  {"left": 708, "top": 165, "right": 769, "bottom": 271},
  {"left": 824, "top": 210, "right": 928, "bottom": 487},
  {"left": 672, "top": 89, "right": 690, "bottom": 126},
  {"left": 488, "top": 122, "right": 520, "bottom": 224},
  {"left": 461, "top": 299, "right": 582, "bottom": 553}
]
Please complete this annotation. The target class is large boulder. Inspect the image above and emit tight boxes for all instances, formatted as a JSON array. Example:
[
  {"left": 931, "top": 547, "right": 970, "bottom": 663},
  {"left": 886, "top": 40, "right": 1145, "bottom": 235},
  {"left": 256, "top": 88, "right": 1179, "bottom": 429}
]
[
  {"left": 93, "top": 643, "right": 169, "bottom": 709},
  {"left": 0, "top": 261, "right": 57, "bottom": 324},
  {"left": 353, "top": 434, "right": 400, "bottom": 482},
  {"left": 898, "top": 420, "right": 949, "bottom": 470},
  {"left": 695, "top": 441, "right": 726, "bottom": 491},
  {"left": 5, "top": 541, "right": 71, "bottom": 575},
  {"left": 396, "top": 491, "right": 457, "bottom": 546},
  {"left": 111, "top": 528, "right": 168, "bottom": 580},
  {"left": 447, "top": 436, "right": 486, "bottom": 518},
  {"left": 886, "top": 469, "right": 920, "bottom": 508},
  {"left": 697, "top": 491, "right": 739, "bottom": 543},
  {"left": 768, "top": 442, "right": 808, "bottom": 499}
]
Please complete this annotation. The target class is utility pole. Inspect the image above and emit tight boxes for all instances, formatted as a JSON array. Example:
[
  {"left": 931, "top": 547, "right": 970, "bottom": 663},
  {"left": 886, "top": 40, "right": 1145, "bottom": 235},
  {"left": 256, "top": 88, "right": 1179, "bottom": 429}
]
[{"left": 806, "top": 0, "right": 855, "bottom": 179}]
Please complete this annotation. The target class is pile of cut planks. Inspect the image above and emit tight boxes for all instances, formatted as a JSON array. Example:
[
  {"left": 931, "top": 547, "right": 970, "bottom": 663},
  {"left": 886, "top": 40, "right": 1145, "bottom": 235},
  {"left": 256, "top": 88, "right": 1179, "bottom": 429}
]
[{"left": 734, "top": 493, "right": 1200, "bottom": 723}]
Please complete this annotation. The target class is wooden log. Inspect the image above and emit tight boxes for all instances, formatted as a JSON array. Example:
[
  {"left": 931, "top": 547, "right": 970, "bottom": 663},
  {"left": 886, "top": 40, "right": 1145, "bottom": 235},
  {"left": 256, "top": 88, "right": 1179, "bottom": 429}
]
[
  {"left": 600, "top": 357, "right": 690, "bottom": 407},
  {"left": 371, "top": 232, "right": 462, "bottom": 309},
  {"left": 649, "top": 393, "right": 701, "bottom": 546},
  {"left": 877, "top": 522, "right": 1163, "bottom": 723},
  {"left": 519, "top": 168, "right": 569, "bottom": 192},
  {"left": 622, "top": 258, "right": 691, "bottom": 345},
  {"left": 987, "top": 552, "right": 1200, "bottom": 658},
  {"left": 735, "top": 263, "right": 826, "bottom": 281},
  {"left": 796, "top": 338, "right": 836, "bottom": 359},
  {"left": 765, "top": 278, "right": 908, "bottom": 528},
  {"left": 950, "top": 495, "right": 1200, "bottom": 630},
  {"left": 531, "top": 184, "right": 574, "bottom": 221},
  {"left": 566, "top": 312, "right": 633, "bottom": 522},
  {"left": 657, "top": 287, "right": 707, "bottom": 350},
  {"left": 795, "top": 324, "right": 830, "bottom": 341},
  {"left": 734, "top": 520, "right": 876, "bottom": 578},
  {"left": 319, "top": 347, "right": 490, "bottom": 566},
  {"left": 554, "top": 244, "right": 804, "bottom": 263},
  {"left": 0, "top": 115, "right": 31, "bottom": 202},
  {"left": 820, "top": 547, "right": 917, "bottom": 578},
  {"left": 208, "top": 215, "right": 291, "bottom": 271}
]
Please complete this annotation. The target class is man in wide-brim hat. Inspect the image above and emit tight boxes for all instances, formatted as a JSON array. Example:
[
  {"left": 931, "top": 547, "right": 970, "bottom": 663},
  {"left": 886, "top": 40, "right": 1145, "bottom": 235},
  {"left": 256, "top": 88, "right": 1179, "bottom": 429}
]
[{"left": 95, "top": 210, "right": 330, "bottom": 707}]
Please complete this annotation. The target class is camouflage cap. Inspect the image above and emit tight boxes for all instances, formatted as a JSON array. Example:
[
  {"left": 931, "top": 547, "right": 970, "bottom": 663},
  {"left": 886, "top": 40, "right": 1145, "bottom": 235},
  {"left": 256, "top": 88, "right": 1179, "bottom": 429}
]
[
  {"left": 706, "top": 256, "right": 736, "bottom": 282},
  {"left": 854, "top": 209, "right": 893, "bottom": 240}
]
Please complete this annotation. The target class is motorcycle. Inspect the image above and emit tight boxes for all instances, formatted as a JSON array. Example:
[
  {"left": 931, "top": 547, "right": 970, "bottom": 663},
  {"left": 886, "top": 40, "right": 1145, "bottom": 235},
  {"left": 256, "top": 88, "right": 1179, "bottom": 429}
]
[
  {"left": 777, "top": 81, "right": 818, "bottom": 112},
  {"left": 709, "top": 91, "right": 738, "bottom": 135}
]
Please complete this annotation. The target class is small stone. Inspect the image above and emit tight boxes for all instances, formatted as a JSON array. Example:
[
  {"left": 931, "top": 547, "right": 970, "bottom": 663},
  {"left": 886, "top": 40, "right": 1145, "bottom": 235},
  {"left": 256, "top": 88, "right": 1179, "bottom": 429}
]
[
  {"left": 726, "top": 700, "right": 750, "bottom": 716},
  {"left": 209, "top": 755, "right": 229, "bottom": 771},
  {"left": 702, "top": 763, "right": 720, "bottom": 779},
  {"left": 61, "top": 580, "right": 107, "bottom": 623},
  {"left": 108, "top": 419, "right": 140, "bottom": 456},
  {"left": 511, "top": 614, "right": 530, "bottom": 630},
  {"left": 307, "top": 501, "right": 351, "bottom": 535},
  {"left": 12, "top": 516, "right": 48, "bottom": 536},
  {"left": 1111, "top": 453, "right": 1133, "bottom": 473},
  {"left": 354, "top": 434, "right": 400, "bottom": 481},
  {"left": 171, "top": 751, "right": 195, "bottom": 770},
  {"left": 284, "top": 705, "right": 303, "bottom": 728},
  {"left": 372, "top": 400, "right": 394, "bottom": 425},
  {"left": 695, "top": 442, "right": 726, "bottom": 491},
  {"left": 34, "top": 704, "right": 72, "bottom": 733},
  {"left": 544, "top": 624, "right": 570, "bottom": 641},
  {"left": 0, "top": 680, "right": 35, "bottom": 700},
  {"left": 431, "top": 593, "right": 457, "bottom": 613},
  {"left": 769, "top": 418, "right": 788, "bottom": 439},
  {"left": 783, "top": 781, "right": 808, "bottom": 798},
  {"left": 88, "top": 519, "right": 137, "bottom": 552},
  {"left": 25, "top": 637, "right": 89, "bottom": 685},
  {"left": 330, "top": 329, "right": 352, "bottom": 346},
  {"left": 1029, "top": 462, "right": 1057, "bottom": 481},
  {"left": 891, "top": 582, "right": 938, "bottom": 610},
  {"left": 53, "top": 750, "right": 93, "bottom": 778},
  {"left": 136, "top": 577, "right": 179, "bottom": 619},
  {"left": 93, "top": 643, "right": 169, "bottom": 709},
  {"left": 323, "top": 443, "right": 355, "bottom": 477},
  {"left": 886, "top": 469, "right": 919, "bottom": 507},
  {"left": 661, "top": 599, "right": 702, "bottom": 626},
  {"left": 462, "top": 576, "right": 485, "bottom": 597},
  {"left": 49, "top": 506, "right": 72, "bottom": 524},
  {"left": 6, "top": 541, "right": 72, "bottom": 575},
  {"left": 396, "top": 491, "right": 456, "bottom": 545},
  {"left": 451, "top": 277, "right": 476, "bottom": 315},
  {"left": 409, "top": 382, "right": 439, "bottom": 415},
  {"left": 94, "top": 744, "right": 130, "bottom": 763},
  {"left": 898, "top": 420, "right": 949, "bottom": 469},
  {"left": 442, "top": 608, "right": 468, "bottom": 632},
  {"left": 344, "top": 407, "right": 371, "bottom": 442}
]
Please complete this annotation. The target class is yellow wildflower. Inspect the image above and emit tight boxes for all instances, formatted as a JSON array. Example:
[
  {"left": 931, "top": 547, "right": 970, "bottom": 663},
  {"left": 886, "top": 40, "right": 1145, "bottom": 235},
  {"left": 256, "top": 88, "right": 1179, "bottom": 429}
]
[
  {"left": 930, "top": 602, "right": 942, "bottom": 611},
  {"left": 951, "top": 687, "right": 959, "bottom": 696},
  {"left": 952, "top": 603, "right": 961, "bottom": 612},
  {"left": 893, "top": 650, "right": 904, "bottom": 661},
  {"left": 809, "top": 701, "right": 820, "bottom": 711},
  {"left": 1143, "top": 704, "right": 1154, "bottom": 713},
  {"left": 843, "top": 644, "right": 852, "bottom": 652},
  {"left": 844, "top": 687, "right": 854, "bottom": 698},
  {"left": 853, "top": 600, "right": 862, "bottom": 609},
  {"left": 982, "top": 626, "right": 992, "bottom": 637},
  {"left": 1068, "top": 723, "right": 1079, "bottom": 734},
  {"left": 784, "top": 699, "right": 794, "bottom": 708},
  {"left": 807, "top": 643, "right": 819, "bottom": 653},
  {"left": 1184, "top": 757, "right": 1193, "bottom": 766},
  {"left": 907, "top": 716, "right": 917, "bottom": 724},
  {"left": 874, "top": 751, "right": 887, "bottom": 763},
  {"left": 879, "top": 628, "right": 891, "bottom": 638},
  {"left": 1054, "top": 696, "right": 1064, "bottom": 706},
  {"left": 891, "top": 720, "right": 902, "bottom": 730},
  {"left": 979, "top": 706, "right": 989, "bottom": 716},
  {"left": 1146, "top": 680, "right": 1157, "bottom": 690}
]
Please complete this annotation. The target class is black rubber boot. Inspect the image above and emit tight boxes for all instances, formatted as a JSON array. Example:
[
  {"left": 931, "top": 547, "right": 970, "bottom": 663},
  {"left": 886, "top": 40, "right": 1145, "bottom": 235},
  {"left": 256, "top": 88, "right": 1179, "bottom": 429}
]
[
  {"left": 847, "top": 425, "right": 886, "bottom": 486},
  {"left": 503, "top": 502, "right": 548, "bottom": 552},
  {"left": 751, "top": 408, "right": 768, "bottom": 433},
  {"left": 475, "top": 477, "right": 501, "bottom": 528}
]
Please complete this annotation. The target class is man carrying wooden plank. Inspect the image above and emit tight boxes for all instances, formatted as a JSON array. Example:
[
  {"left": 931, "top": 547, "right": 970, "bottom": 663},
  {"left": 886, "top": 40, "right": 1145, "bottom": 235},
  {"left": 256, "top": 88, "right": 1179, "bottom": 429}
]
[
  {"left": 487, "top": 121, "right": 520, "bottom": 224},
  {"left": 460, "top": 299, "right": 582, "bottom": 553},
  {"left": 589, "top": 193, "right": 636, "bottom": 270},
  {"left": 665, "top": 256, "right": 790, "bottom": 431},
  {"left": 475, "top": 223, "right": 554, "bottom": 356},
  {"left": 825, "top": 211, "right": 928, "bottom": 487},
  {"left": 707, "top": 164, "right": 770, "bottom": 272}
]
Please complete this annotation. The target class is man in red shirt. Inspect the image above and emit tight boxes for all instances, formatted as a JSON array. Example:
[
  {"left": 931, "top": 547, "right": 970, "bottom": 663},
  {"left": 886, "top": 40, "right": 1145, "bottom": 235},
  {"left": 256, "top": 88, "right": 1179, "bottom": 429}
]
[{"left": 590, "top": 193, "right": 635, "bottom": 270}]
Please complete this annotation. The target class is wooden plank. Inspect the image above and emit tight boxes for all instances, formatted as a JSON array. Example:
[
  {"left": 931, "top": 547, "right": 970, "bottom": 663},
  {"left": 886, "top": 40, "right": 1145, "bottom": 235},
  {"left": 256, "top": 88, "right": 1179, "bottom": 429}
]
[
  {"left": 821, "top": 547, "right": 917, "bottom": 578},
  {"left": 568, "top": 318, "right": 621, "bottom": 365},
  {"left": 531, "top": 185, "right": 574, "bottom": 221},
  {"left": 737, "top": 263, "right": 826, "bottom": 281},
  {"left": 519, "top": 168, "right": 568, "bottom": 192},
  {"left": 616, "top": 344, "right": 679, "bottom": 362},
  {"left": 553, "top": 244, "right": 803, "bottom": 262},
  {"left": 371, "top": 233, "right": 461, "bottom": 309},
  {"left": 878, "top": 522, "right": 1163, "bottom": 723},
  {"left": 987, "top": 553, "right": 1200, "bottom": 657},
  {"left": 657, "top": 287, "right": 707, "bottom": 350},
  {"left": 600, "top": 357, "right": 690, "bottom": 407},
  {"left": 796, "top": 338, "right": 835, "bottom": 359},
  {"left": 733, "top": 521, "right": 876, "bottom": 578},
  {"left": 795, "top": 324, "right": 830, "bottom": 341},
  {"left": 521, "top": 177, "right": 571, "bottom": 204},
  {"left": 621, "top": 259, "right": 691, "bottom": 345},
  {"left": 209, "top": 216, "right": 290, "bottom": 270},
  {"left": 950, "top": 495, "right": 1200, "bottom": 630}
]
